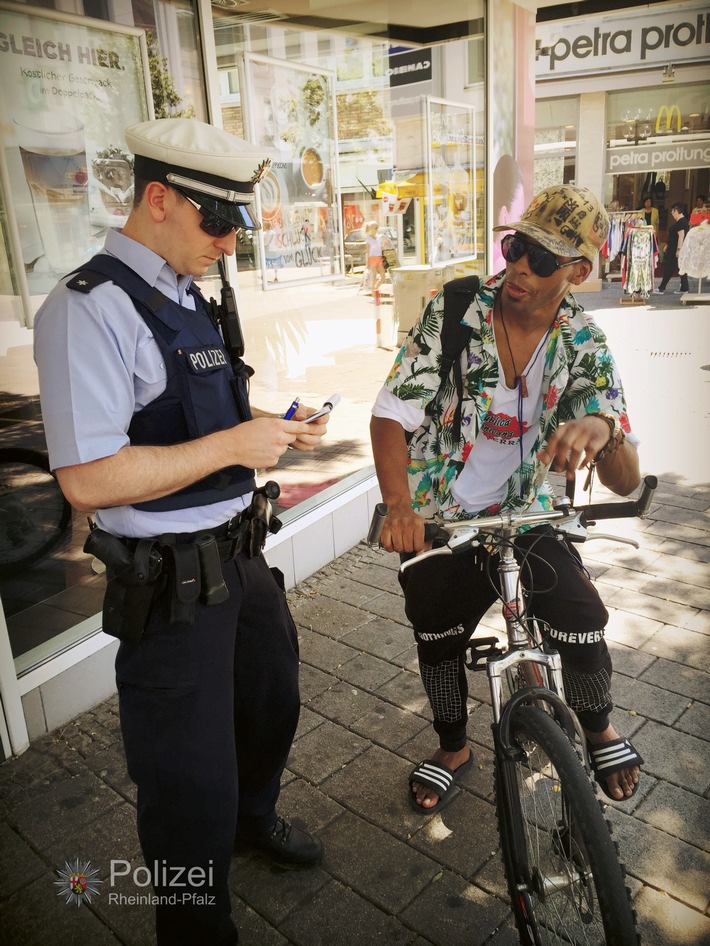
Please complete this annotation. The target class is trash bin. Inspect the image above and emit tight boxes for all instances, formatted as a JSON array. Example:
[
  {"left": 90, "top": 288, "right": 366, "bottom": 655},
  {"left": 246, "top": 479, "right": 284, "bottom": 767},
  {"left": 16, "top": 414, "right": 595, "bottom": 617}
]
[{"left": 392, "top": 264, "right": 452, "bottom": 347}]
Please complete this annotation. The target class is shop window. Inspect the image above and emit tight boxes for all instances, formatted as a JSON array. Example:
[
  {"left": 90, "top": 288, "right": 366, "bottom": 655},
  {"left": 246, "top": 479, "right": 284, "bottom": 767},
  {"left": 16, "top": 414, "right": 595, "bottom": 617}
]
[
  {"left": 466, "top": 20, "right": 485, "bottom": 87},
  {"left": 607, "top": 82, "right": 710, "bottom": 146},
  {"left": 0, "top": 5, "right": 491, "bottom": 678},
  {"left": 534, "top": 96, "right": 578, "bottom": 192},
  {"left": 0, "top": 0, "right": 208, "bottom": 667},
  {"left": 337, "top": 44, "right": 365, "bottom": 82}
]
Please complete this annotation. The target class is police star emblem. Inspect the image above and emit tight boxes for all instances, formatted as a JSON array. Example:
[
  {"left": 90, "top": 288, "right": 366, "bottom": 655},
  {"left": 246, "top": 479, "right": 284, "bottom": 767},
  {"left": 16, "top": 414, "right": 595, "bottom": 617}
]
[
  {"left": 251, "top": 159, "right": 271, "bottom": 184},
  {"left": 55, "top": 858, "right": 102, "bottom": 906}
]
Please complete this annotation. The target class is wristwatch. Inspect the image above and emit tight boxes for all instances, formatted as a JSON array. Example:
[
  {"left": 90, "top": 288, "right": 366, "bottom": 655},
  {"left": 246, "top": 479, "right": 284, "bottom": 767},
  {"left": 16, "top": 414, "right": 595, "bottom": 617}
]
[{"left": 590, "top": 411, "right": 625, "bottom": 461}]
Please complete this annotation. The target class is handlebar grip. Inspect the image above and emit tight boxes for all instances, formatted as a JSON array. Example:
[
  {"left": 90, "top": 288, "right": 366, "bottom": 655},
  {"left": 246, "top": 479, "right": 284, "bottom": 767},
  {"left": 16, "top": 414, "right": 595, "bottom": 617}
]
[
  {"left": 579, "top": 501, "right": 639, "bottom": 521},
  {"left": 635, "top": 474, "right": 658, "bottom": 517},
  {"left": 366, "top": 506, "right": 449, "bottom": 548},
  {"left": 367, "top": 502, "right": 388, "bottom": 547},
  {"left": 579, "top": 473, "right": 658, "bottom": 522}
]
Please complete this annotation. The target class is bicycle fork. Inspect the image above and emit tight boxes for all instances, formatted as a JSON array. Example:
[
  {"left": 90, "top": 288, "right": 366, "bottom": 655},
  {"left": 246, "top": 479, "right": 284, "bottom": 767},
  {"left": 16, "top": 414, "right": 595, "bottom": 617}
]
[{"left": 489, "top": 533, "right": 591, "bottom": 769}]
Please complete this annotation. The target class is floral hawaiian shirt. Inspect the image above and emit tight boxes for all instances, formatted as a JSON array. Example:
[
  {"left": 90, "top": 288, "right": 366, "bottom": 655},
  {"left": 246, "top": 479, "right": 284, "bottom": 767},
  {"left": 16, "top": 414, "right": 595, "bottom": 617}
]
[{"left": 383, "top": 272, "right": 633, "bottom": 520}]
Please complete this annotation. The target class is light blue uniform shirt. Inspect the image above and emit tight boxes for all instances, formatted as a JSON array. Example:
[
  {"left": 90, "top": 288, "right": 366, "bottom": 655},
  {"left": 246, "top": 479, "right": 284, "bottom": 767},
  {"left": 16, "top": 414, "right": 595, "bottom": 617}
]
[{"left": 33, "top": 229, "right": 250, "bottom": 537}]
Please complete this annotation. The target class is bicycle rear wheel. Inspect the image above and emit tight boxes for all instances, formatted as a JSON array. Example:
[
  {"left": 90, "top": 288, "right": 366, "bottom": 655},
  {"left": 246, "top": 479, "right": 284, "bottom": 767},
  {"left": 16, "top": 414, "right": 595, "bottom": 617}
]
[
  {"left": 495, "top": 705, "right": 637, "bottom": 946},
  {"left": 0, "top": 448, "right": 71, "bottom": 576}
]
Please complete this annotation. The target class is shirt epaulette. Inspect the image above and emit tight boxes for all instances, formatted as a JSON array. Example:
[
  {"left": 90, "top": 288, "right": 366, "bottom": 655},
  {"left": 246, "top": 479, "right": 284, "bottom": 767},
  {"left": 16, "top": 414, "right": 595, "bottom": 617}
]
[{"left": 66, "top": 270, "right": 112, "bottom": 293}]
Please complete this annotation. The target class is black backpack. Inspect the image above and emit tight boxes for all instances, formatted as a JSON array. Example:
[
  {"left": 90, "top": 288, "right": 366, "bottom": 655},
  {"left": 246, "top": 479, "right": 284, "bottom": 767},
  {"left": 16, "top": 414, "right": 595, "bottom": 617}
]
[{"left": 425, "top": 274, "right": 480, "bottom": 442}]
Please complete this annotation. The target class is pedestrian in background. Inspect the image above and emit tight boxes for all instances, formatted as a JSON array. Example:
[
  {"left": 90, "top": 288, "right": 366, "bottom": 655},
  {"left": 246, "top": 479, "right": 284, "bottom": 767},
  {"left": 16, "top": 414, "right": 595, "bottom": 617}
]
[
  {"left": 656, "top": 202, "right": 690, "bottom": 293},
  {"left": 365, "top": 220, "right": 385, "bottom": 292},
  {"left": 639, "top": 195, "right": 659, "bottom": 239}
]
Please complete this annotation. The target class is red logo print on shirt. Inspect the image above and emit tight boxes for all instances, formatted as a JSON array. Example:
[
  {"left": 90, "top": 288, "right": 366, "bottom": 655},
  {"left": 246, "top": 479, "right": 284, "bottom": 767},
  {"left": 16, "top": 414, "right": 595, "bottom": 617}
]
[{"left": 481, "top": 411, "right": 528, "bottom": 444}]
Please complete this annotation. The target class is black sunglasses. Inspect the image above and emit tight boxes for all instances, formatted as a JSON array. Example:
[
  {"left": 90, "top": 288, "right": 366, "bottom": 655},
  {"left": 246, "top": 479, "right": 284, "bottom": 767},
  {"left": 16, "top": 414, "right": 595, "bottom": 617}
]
[
  {"left": 181, "top": 192, "right": 236, "bottom": 238},
  {"left": 501, "top": 232, "right": 584, "bottom": 278}
]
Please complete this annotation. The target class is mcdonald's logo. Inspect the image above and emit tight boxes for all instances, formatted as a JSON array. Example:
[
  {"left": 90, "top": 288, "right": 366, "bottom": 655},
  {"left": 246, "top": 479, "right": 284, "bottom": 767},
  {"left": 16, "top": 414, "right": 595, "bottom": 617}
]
[{"left": 655, "top": 105, "right": 682, "bottom": 134}]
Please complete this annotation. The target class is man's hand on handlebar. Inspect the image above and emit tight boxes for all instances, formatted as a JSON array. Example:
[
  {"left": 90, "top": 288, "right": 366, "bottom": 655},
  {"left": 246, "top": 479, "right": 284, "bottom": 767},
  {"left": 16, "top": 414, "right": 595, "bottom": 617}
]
[{"left": 378, "top": 503, "right": 429, "bottom": 554}]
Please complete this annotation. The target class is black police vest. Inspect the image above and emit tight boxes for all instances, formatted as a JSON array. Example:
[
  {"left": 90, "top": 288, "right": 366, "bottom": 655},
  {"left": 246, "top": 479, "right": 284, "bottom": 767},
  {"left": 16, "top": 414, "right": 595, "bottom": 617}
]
[{"left": 66, "top": 255, "right": 256, "bottom": 512}]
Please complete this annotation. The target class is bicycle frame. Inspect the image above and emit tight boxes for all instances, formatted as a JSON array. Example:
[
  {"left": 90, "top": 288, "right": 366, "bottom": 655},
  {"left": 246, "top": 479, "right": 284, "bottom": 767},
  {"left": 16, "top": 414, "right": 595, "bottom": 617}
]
[
  {"left": 465, "top": 520, "right": 591, "bottom": 765},
  {"left": 367, "top": 475, "right": 657, "bottom": 945},
  {"left": 370, "top": 475, "right": 657, "bottom": 770}
]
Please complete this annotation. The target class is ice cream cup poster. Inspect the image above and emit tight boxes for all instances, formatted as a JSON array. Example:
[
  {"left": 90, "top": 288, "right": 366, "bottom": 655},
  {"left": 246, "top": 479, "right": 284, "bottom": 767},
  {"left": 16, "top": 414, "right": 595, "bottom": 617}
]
[{"left": 0, "top": 3, "right": 150, "bottom": 290}]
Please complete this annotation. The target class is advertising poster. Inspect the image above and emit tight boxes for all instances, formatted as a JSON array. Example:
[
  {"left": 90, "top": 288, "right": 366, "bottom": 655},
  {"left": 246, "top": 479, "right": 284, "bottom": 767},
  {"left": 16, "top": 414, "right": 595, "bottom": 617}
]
[
  {"left": 426, "top": 98, "right": 476, "bottom": 264},
  {"left": 246, "top": 54, "right": 341, "bottom": 288},
  {"left": 0, "top": 3, "right": 150, "bottom": 294}
]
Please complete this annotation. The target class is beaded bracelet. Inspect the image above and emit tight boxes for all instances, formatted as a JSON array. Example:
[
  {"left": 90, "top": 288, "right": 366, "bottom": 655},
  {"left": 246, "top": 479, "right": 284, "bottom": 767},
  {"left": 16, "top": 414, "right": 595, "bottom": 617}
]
[{"left": 591, "top": 411, "right": 625, "bottom": 463}]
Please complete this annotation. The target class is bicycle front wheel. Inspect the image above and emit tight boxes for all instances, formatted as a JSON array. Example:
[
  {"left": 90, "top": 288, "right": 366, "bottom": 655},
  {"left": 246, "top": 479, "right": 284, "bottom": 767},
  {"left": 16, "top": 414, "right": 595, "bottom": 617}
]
[
  {"left": 0, "top": 448, "right": 71, "bottom": 576},
  {"left": 495, "top": 705, "right": 637, "bottom": 946}
]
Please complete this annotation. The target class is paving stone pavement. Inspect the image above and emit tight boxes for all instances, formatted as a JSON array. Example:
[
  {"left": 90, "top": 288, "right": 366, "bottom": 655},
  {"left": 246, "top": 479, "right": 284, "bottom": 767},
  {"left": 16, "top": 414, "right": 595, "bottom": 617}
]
[{"left": 0, "top": 473, "right": 708, "bottom": 946}]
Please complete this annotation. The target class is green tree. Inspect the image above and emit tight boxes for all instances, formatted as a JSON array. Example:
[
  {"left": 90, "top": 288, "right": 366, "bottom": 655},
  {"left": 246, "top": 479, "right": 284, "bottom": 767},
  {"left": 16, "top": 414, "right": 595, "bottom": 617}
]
[
  {"left": 147, "top": 31, "right": 195, "bottom": 119},
  {"left": 336, "top": 91, "right": 391, "bottom": 139}
]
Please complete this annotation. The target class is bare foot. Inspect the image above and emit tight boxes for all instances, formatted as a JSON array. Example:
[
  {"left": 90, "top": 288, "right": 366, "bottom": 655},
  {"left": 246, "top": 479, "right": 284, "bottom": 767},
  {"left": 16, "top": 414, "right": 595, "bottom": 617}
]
[
  {"left": 411, "top": 746, "right": 471, "bottom": 809},
  {"left": 585, "top": 725, "right": 640, "bottom": 799}
]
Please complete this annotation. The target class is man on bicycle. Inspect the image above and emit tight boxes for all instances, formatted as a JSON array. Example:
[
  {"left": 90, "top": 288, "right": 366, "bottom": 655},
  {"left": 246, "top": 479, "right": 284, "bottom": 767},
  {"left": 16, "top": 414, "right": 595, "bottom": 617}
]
[{"left": 370, "top": 185, "right": 644, "bottom": 812}]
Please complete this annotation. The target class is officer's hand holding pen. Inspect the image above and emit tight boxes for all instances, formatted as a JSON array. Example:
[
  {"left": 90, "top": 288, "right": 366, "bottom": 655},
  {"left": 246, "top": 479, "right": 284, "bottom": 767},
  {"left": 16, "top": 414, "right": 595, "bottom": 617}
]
[
  {"left": 218, "top": 417, "right": 305, "bottom": 468},
  {"left": 281, "top": 394, "right": 333, "bottom": 451}
]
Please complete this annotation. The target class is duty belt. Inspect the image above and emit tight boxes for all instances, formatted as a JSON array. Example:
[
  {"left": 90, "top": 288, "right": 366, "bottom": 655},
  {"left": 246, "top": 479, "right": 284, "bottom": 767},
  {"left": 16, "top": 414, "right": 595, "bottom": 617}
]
[{"left": 85, "top": 482, "right": 283, "bottom": 635}]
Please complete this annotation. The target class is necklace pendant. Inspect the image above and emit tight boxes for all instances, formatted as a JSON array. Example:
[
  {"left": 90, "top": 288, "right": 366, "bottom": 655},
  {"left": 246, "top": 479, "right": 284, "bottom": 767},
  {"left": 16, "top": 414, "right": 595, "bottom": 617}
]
[{"left": 516, "top": 375, "right": 528, "bottom": 398}]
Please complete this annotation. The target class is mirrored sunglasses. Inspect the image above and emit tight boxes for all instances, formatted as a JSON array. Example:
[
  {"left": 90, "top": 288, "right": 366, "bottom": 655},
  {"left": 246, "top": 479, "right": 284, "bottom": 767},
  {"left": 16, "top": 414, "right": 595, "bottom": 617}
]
[
  {"left": 501, "top": 232, "right": 584, "bottom": 278},
  {"left": 180, "top": 192, "right": 236, "bottom": 238}
]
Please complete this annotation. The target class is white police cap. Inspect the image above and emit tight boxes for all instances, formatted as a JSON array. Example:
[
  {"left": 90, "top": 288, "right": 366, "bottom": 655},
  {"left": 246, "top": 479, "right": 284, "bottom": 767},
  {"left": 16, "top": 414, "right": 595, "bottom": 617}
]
[{"left": 125, "top": 118, "right": 271, "bottom": 230}]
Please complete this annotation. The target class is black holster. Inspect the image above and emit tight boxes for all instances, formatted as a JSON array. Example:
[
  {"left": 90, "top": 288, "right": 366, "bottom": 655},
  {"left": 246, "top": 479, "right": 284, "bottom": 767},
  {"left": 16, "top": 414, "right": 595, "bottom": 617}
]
[
  {"left": 102, "top": 575, "right": 159, "bottom": 644},
  {"left": 85, "top": 528, "right": 164, "bottom": 643},
  {"left": 238, "top": 482, "right": 282, "bottom": 557},
  {"left": 85, "top": 483, "right": 282, "bottom": 640}
]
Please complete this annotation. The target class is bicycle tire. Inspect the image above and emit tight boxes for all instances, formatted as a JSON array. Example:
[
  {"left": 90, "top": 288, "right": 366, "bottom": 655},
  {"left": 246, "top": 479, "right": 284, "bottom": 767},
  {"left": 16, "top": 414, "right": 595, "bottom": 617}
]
[
  {"left": 0, "top": 447, "right": 72, "bottom": 576},
  {"left": 495, "top": 705, "right": 638, "bottom": 946}
]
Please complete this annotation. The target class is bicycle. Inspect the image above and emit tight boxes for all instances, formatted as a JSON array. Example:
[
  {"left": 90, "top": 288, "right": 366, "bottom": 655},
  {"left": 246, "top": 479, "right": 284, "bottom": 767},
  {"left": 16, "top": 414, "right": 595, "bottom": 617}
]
[
  {"left": 0, "top": 447, "right": 72, "bottom": 577},
  {"left": 367, "top": 473, "right": 658, "bottom": 946}
]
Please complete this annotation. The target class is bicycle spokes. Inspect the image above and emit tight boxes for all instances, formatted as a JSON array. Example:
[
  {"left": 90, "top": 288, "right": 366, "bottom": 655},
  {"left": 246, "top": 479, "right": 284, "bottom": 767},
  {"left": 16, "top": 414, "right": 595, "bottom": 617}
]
[{"left": 496, "top": 707, "right": 637, "bottom": 945}]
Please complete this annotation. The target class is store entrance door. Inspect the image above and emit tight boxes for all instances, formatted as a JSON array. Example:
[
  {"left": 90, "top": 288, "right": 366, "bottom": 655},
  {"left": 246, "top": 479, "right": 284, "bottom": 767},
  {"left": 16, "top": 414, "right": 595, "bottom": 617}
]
[{"left": 0, "top": 601, "right": 29, "bottom": 760}]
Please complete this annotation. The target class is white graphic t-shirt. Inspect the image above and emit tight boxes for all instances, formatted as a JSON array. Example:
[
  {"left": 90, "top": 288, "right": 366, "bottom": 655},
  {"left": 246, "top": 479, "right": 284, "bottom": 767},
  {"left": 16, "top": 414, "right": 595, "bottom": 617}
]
[{"left": 450, "top": 336, "right": 547, "bottom": 514}]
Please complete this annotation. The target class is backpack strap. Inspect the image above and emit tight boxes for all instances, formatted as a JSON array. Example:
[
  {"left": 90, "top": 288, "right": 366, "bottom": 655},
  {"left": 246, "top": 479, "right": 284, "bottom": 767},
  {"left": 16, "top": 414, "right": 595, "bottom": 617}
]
[{"left": 434, "top": 275, "right": 480, "bottom": 443}]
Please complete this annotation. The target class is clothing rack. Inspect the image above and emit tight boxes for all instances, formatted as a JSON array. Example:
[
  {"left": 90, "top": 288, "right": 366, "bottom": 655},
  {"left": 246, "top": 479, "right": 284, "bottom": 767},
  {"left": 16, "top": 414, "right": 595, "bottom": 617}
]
[
  {"left": 620, "top": 222, "right": 657, "bottom": 302},
  {"left": 605, "top": 211, "right": 645, "bottom": 263},
  {"left": 679, "top": 221, "right": 710, "bottom": 305}
]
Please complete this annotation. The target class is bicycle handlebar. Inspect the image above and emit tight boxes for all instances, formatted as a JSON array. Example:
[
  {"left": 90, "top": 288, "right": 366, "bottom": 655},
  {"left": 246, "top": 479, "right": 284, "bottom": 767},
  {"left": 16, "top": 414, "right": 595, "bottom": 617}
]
[
  {"left": 576, "top": 474, "right": 657, "bottom": 523},
  {"left": 367, "top": 503, "right": 446, "bottom": 547},
  {"left": 366, "top": 475, "right": 658, "bottom": 550}
]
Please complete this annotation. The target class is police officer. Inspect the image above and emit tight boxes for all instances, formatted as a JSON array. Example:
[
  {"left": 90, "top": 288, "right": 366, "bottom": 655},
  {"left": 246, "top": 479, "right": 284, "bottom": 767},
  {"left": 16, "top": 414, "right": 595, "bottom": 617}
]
[{"left": 34, "top": 119, "right": 327, "bottom": 946}]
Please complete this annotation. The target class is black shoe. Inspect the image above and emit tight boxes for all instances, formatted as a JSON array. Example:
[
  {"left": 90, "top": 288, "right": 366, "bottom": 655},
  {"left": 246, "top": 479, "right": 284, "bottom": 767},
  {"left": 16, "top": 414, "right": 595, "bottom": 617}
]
[{"left": 236, "top": 816, "right": 324, "bottom": 868}]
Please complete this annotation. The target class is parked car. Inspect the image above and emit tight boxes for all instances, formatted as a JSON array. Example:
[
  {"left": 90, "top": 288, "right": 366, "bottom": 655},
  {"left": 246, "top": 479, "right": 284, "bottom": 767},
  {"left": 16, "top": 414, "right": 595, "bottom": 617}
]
[
  {"left": 343, "top": 228, "right": 367, "bottom": 268},
  {"left": 343, "top": 227, "right": 397, "bottom": 269}
]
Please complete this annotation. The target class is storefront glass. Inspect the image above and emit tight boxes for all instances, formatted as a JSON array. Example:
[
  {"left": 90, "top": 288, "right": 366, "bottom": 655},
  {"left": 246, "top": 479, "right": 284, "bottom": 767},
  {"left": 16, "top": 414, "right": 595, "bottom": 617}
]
[
  {"left": 607, "top": 83, "right": 709, "bottom": 148},
  {"left": 245, "top": 55, "right": 341, "bottom": 287},
  {"left": 534, "top": 96, "right": 578, "bottom": 192},
  {"left": 604, "top": 82, "right": 710, "bottom": 230},
  {"left": 0, "top": 1, "right": 487, "bottom": 681},
  {"left": 207, "top": 17, "right": 485, "bottom": 514},
  {"left": 0, "top": 0, "right": 207, "bottom": 669}
]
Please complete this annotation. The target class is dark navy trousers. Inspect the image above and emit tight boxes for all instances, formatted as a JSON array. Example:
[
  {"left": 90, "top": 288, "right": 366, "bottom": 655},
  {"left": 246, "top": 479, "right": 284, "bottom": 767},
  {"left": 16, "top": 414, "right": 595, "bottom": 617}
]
[{"left": 116, "top": 554, "right": 300, "bottom": 945}]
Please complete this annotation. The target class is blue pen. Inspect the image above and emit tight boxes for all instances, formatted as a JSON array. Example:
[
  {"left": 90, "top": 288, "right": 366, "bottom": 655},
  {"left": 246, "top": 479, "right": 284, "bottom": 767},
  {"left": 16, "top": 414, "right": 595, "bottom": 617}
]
[{"left": 283, "top": 397, "right": 300, "bottom": 420}]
